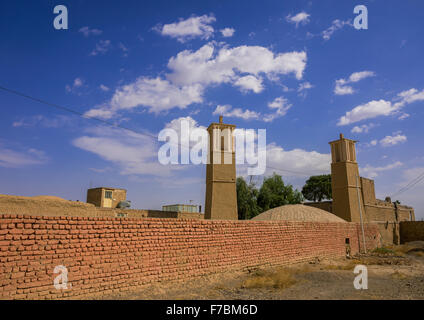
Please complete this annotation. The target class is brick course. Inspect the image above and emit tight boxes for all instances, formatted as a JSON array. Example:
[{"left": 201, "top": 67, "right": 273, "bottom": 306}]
[{"left": 0, "top": 214, "right": 380, "bottom": 299}]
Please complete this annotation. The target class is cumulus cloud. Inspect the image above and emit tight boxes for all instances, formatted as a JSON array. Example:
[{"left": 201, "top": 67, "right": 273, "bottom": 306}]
[
  {"left": 360, "top": 161, "right": 403, "bottom": 179},
  {"left": 79, "top": 26, "right": 102, "bottom": 37},
  {"left": 212, "top": 96, "right": 291, "bottom": 122},
  {"left": 85, "top": 77, "right": 204, "bottom": 118},
  {"left": 334, "top": 71, "right": 375, "bottom": 95},
  {"left": 263, "top": 97, "right": 292, "bottom": 122},
  {"left": 338, "top": 100, "right": 395, "bottom": 125},
  {"left": 338, "top": 88, "right": 424, "bottom": 125},
  {"left": 155, "top": 14, "right": 216, "bottom": 42},
  {"left": 286, "top": 12, "right": 310, "bottom": 27},
  {"left": 85, "top": 43, "right": 306, "bottom": 118},
  {"left": 380, "top": 132, "right": 407, "bottom": 147},
  {"left": 213, "top": 105, "right": 260, "bottom": 120},
  {"left": 73, "top": 127, "right": 176, "bottom": 177},
  {"left": 297, "top": 81, "right": 313, "bottom": 97},
  {"left": 322, "top": 19, "right": 352, "bottom": 40},
  {"left": 265, "top": 142, "right": 331, "bottom": 177},
  {"left": 167, "top": 43, "right": 307, "bottom": 86},
  {"left": 350, "top": 123, "right": 376, "bottom": 134},
  {"left": 234, "top": 75, "right": 264, "bottom": 93},
  {"left": 220, "top": 28, "right": 235, "bottom": 37}
]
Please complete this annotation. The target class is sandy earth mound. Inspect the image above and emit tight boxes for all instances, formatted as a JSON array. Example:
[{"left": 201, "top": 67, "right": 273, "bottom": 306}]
[{"left": 252, "top": 204, "right": 347, "bottom": 223}]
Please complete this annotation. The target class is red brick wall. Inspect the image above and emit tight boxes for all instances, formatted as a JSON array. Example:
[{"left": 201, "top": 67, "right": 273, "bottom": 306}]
[{"left": 0, "top": 214, "right": 380, "bottom": 300}]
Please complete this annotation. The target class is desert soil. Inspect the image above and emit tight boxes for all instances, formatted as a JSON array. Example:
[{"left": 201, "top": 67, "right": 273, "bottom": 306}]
[{"left": 97, "top": 242, "right": 424, "bottom": 300}]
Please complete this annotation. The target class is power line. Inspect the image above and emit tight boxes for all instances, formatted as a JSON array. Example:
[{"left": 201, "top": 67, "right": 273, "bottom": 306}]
[
  {"left": 390, "top": 171, "right": 424, "bottom": 198},
  {"left": 0, "top": 84, "right": 322, "bottom": 178},
  {"left": 0, "top": 85, "right": 159, "bottom": 141},
  {"left": 391, "top": 172, "right": 424, "bottom": 197}
]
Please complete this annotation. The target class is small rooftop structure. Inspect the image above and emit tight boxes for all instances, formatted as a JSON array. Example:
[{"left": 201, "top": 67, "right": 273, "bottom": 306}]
[
  {"left": 252, "top": 204, "right": 347, "bottom": 223},
  {"left": 162, "top": 204, "right": 201, "bottom": 213},
  {"left": 86, "top": 187, "right": 127, "bottom": 209}
]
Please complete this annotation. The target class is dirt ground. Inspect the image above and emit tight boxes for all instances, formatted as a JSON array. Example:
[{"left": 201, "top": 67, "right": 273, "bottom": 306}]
[{"left": 99, "top": 242, "right": 424, "bottom": 300}]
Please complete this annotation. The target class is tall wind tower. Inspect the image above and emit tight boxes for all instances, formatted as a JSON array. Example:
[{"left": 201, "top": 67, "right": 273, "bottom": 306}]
[
  {"left": 329, "top": 134, "right": 365, "bottom": 222},
  {"left": 204, "top": 116, "right": 238, "bottom": 220}
]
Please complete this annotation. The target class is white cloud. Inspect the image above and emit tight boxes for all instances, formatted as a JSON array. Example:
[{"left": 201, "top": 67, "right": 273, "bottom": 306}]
[
  {"left": 360, "top": 161, "right": 403, "bottom": 179},
  {"left": 79, "top": 26, "right": 102, "bottom": 37},
  {"left": 99, "top": 84, "right": 110, "bottom": 92},
  {"left": 286, "top": 12, "right": 310, "bottom": 27},
  {"left": 297, "top": 81, "right": 313, "bottom": 97},
  {"left": 348, "top": 71, "right": 375, "bottom": 83},
  {"left": 66, "top": 78, "right": 84, "bottom": 93},
  {"left": 167, "top": 43, "right": 307, "bottom": 86},
  {"left": 88, "top": 77, "right": 204, "bottom": 117},
  {"left": 338, "top": 99, "right": 396, "bottom": 126},
  {"left": 334, "top": 83, "right": 354, "bottom": 95},
  {"left": 334, "top": 71, "right": 375, "bottom": 95},
  {"left": 264, "top": 97, "right": 292, "bottom": 122},
  {"left": 0, "top": 144, "right": 47, "bottom": 168},
  {"left": 338, "top": 88, "right": 424, "bottom": 125},
  {"left": 266, "top": 142, "right": 331, "bottom": 177},
  {"left": 155, "top": 14, "right": 216, "bottom": 42},
  {"left": 73, "top": 127, "right": 175, "bottom": 177},
  {"left": 85, "top": 43, "right": 306, "bottom": 118},
  {"left": 351, "top": 123, "right": 376, "bottom": 134},
  {"left": 298, "top": 81, "right": 313, "bottom": 92},
  {"left": 213, "top": 104, "right": 260, "bottom": 120},
  {"left": 84, "top": 108, "right": 115, "bottom": 120},
  {"left": 380, "top": 132, "right": 407, "bottom": 147},
  {"left": 322, "top": 19, "right": 352, "bottom": 40},
  {"left": 394, "top": 88, "right": 424, "bottom": 107},
  {"left": 164, "top": 116, "right": 205, "bottom": 132},
  {"left": 90, "top": 40, "right": 111, "bottom": 56},
  {"left": 234, "top": 75, "right": 264, "bottom": 93},
  {"left": 220, "top": 28, "right": 235, "bottom": 37},
  {"left": 398, "top": 113, "right": 410, "bottom": 120},
  {"left": 12, "top": 115, "right": 72, "bottom": 128}
]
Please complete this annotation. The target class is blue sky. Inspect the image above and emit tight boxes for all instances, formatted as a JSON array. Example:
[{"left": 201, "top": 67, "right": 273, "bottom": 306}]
[{"left": 0, "top": 0, "right": 423, "bottom": 218}]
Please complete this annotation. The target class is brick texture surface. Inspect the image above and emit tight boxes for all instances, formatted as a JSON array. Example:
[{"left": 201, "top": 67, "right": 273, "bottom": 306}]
[
  {"left": 400, "top": 221, "right": 424, "bottom": 243},
  {"left": 0, "top": 214, "right": 380, "bottom": 299}
]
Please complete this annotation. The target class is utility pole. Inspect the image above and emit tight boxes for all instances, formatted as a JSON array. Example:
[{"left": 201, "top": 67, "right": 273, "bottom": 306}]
[{"left": 356, "top": 175, "right": 367, "bottom": 253}]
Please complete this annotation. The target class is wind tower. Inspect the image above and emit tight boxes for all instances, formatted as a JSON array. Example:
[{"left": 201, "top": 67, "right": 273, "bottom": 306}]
[
  {"left": 329, "top": 134, "right": 365, "bottom": 222},
  {"left": 204, "top": 116, "right": 238, "bottom": 220}
]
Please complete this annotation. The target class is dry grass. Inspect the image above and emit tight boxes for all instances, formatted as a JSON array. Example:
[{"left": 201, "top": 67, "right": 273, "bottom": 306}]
[
  {"left": 323, "top": 260, "right": 359, "bottom": 270},
  {"left": 241, "top": 267, "right": 305, "bottom": 290}
]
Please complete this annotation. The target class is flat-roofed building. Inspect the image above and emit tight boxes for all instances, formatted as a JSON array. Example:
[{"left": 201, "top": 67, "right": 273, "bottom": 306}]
[
  {"left": 86, "top": 187, "right": 127, "bottom": 208},
  {"left": 162, "top": 204, "right": 201, "bottom": 213}
]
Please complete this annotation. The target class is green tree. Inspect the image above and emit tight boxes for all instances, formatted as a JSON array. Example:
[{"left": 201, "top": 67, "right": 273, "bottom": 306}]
[
  {"left": 236, "top": 177, "right": 261, "bottom": 220},
  {"left": 301, "top": 174, "right": 332, "bottom": 202},
  {"left": 257, "top": 173, "right": 303, "bottom": 212}
]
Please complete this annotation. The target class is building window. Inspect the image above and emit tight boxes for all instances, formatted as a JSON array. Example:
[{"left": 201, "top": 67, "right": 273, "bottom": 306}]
[{"left": 105, "top": 191, "right": 113, "bottom": 199}]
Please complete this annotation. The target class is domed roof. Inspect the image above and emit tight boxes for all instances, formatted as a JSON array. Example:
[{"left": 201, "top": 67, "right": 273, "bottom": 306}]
[{"left": 251, "top": 204, "right": 347, "bottom": 223}]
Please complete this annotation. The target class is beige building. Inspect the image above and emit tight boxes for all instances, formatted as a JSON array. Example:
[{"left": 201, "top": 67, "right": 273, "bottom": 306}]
[
  {"left": 86, "top": 187, "right": 127, "bottom": 208},
  {"left": 204, "top": 116, "right": 238, "bottom": 220},
  {"left": 306, "top": 134, "right": 415, "bottom": 244}
]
